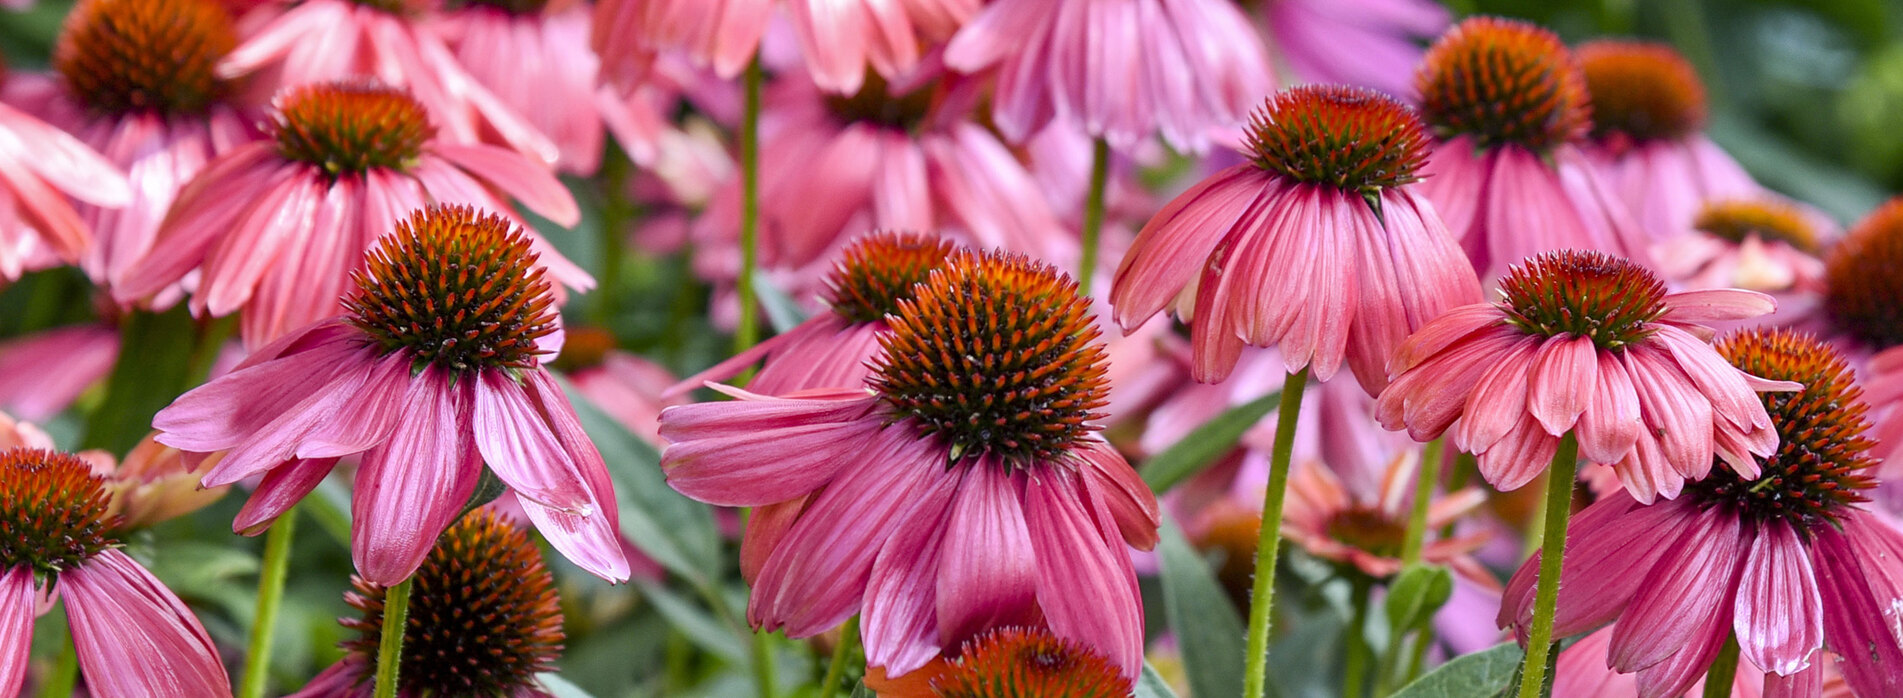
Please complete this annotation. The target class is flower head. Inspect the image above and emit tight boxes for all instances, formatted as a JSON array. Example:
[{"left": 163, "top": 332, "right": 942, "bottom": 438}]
[
  {"left": 0, "top": 449, "right": 116, "bottom": 583},
  {"left": 1655, "top": 196, "right": 1835, "bottom": 296},
  {"left": 1284, "top": 452, "right": 1491, "bottom": 581},
  {"left": 53, "top": 0, "right": 236, "bottom": 118},
  {"left": 929, "top": 627, "right": 1132, "bottom": 698},
  {"left": 1377, "top": 250, "right": 1793, "bottom": 502},
  {"left": 1578, "top": 40, "right": 1707, "bottom": 146},
  {"left": 1694, "top": 198, "right": 1825, "bottom": 255},
  {"left": 1824, "top": 196, "right": 1903, "bottom": 350},
  {"left": 1417, "top": 16, "right": 1589, "bottom": 153},
  {"left": 1245, "top": 85, "right": 1432, "bottom": 195},
  {"left": 273, "top": 82, "right": 434, "bottom": 177}
]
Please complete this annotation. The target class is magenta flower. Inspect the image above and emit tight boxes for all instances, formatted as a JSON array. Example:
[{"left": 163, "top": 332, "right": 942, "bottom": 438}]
[
  {"left": 117, "top": 81, "right": 588, "bottom": 349},
  {"left": 1576, "top": 40, "right": 1759, "bottom": 242},
  {"left": 1110, "top": 85, "right": 1481, "bottom": 392},
  {"left": 943, "top": 0, "right": 1269, "bottom": 151},
  {"left": 659, "top": 251, "right": 1160, "bottom": 679},
  {"left": 1252, "top": 0, "right": 1450, "bottom": 99},
  {"left": 0, "top": 448, "right": 231, "bottom": 697},
  {"left": 152, "top": 204, "right": 628, "bottom": 585},
  {"left": 1376, "top": 250, "right": 1794, "bottom": 502},
  {"left": 436, "top": 0, "right": 610, "bottom": 175},
  {"left": 1413, "top": 17, "right": 1648, "bottom": 279},
  {"left": 673, "top": 230, "right": 958, "bottom": 396},
  {"left": 1501, "top": 329, "right": 1903, "bottom": 698},
  {"left": 1552, "top": 626, "right": 1778, "bottom": 698}
]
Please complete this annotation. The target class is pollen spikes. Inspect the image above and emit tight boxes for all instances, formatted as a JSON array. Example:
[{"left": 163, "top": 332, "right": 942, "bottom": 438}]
[
  {"left": 1417, "top": 16, "right": 1590, "bottom": 153},
  {"left": 0, "top": 449, "right": 118, "bottom": 584},
  {"left": 1498, "top": 250, "right": 1666, "bottom": 351},
  {"left": 271, "top": 81, "right": 436, "bottom": 177},
  {"left": 1246, "top": 85, "right": 1431, "bottom": 195},
  {"left": 825, "top": 230, "right": 958, "bottom": 324},
  {"left": 54, "top": 0, "right": 237, "bottom": 118},
  {"left": 1825, "top": 197, "right": 1903, "bottom": 350}
]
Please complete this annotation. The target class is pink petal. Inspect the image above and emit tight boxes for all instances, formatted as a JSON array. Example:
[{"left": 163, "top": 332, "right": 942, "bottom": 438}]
[
  {"left": 1110, "top": 165, "right": 1272, "bottom": 332},
  {"left": 473, "top": 370, "right": 592, "bottom": 513},
  {"left": 517, "top": 369, "right": 630, "bottom": 582},
  {"left": 660, "top": 393, "right": 883, "bottom": 507},
  {"left": 1654, "top": 325, "right": 1777, "bottom": 432},
  {"left": 1810, "top": 515, "right": 1903, "bottom": 698},
  {"left": 199, "top": 357, "right": 379, "bottom": 487},
  {"left": 1473, "top": 409, "right": 1558, "bottom": 492},
  {"left": 1734, "top": 521, "right": 1824, "bottom": 676},
  {"left": 0, "top": 567, "right": 33, "bottom": 698},
  {"left": 232, "top": 457, "right": 340, "bottom": 536},
  {"left": 1074, "top": 439, "right": 1161, "bottom": 551},
  {"left": 935, "top": 464, "right": 1038, "bottom": 646},
  {"left": 1610, "top": 505, "right": 1746, "bottom": 673},
  {"left": 431, "top": 142, "right": 580, "bottom": 226},
  {"left": 1575, "top": 351, "right": 1643, "bottom": 465},
  {"left": 1659, "top": 289, "right": 1778, "bottom": 325},
  {"left": 1385, "top": 303, "right": 1501, "bottom": 374},
  {"left": 861, "top": 491, "right": 953, "bottom": 676},
  {"left": 61, "top": 550, "right": 231, "bottom": 697},
  {"left": 741, "top": 496, "right": 809, "bottom": 585},
  {"left": 1525, "top": 336, "right": 1598, "bottom": 436},
  {"left": 1499, "top": 495, "right": 1682, "bottom": 638},
  {"left": 1623, "top": 345, "right": 1716, "bottom": 482},
  {"left": 1453, "top": 336, "right": 1538, "bottom": 455},
  {"left": 1024, "top": 470, "right": 1143, "bottom": 679},
  {"left": 351, "top": 367, "right": 482, "bottom": 585},
  {"left": 1632, "top": 614, "right": 1734, "bottom": 698}
]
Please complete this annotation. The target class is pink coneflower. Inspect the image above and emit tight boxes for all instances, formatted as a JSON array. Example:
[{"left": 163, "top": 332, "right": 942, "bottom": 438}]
[
  {"left": 0, "top": 323, "right": 118, "bottom": 422},
  {"left": 1245, "top": 0, "right": 1450, "bottom": 100},
  {"left": 0, "top": 448, "right": 232, "bottom": 697},
  {"left": 293, "top": 508, "right": 566, "bottom": 697},
  {"left": 151, "top": 205, "right": 628, "bottom": 585},
  {"left": 673, "top": 230, "right": 957, "bottom": 396},
  {"left": 592, "top": 0, "right": 976, "bottom": 95},
  {"left": 435, "top": 0, "right": 611, "bottom": 175},
  {"left": 1377, "top": 249, "right": 1791, "bottom": 502},
  {"left": 1110, "top": 85, "right": 1481, "bottom": 392},
  {"left": 659, "top": 251, "right": 1160, "bottom": 679},
  {"left": 1657, "top": 197, "right": 1836, "bottom": 296},
  {"left": 1821, "top": 198, "right": 1903, "bottom": 477},
  {"left": 0, "top": 67, "right": 130, "bottom": 280},
  {"left": 1577, "top": 40, "right": 1758, "bottom": 241},
  {"left": 863, "top": 626, "right": 1133, "bottom": 698},
  {"left": 943, "top": 0, "right": 1268, "bottom": 151},
  {"left": 117, "top": 81, "right": 588, "bottom": 349},
  {"left": 219, "top": 0, "right": 556, "bottom": 161},
  {"left": 1501, "top": 329, "right": 1903, "bottom": 698},
  {"left": 1414, "top": 17, "right": 1648, "bottom": 279},
  {"left": 1283, "top": 452, "right": 1492, "bottom": 582},
  {"left": 16, "top": 0, "right": 256, "bottom": 294}
]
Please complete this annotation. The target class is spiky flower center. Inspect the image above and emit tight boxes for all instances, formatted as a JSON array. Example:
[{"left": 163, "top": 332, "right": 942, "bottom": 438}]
[
  {"left": 0, "top": 449, "right": 118, "bottom": 582},
  {"left": 272, "top": 82, "right": 434, "bottom": 177},
  {"left": 824, "top": 71, "right": 935, "bottom": 131},
  {"left": 1825, "top": 197, "right": 1903, "bottom": 349},
  {"left": 1417, "top": 16, "right": 1589, "bottom": 153},
  {"left": 1499, "top": 250, "right": 1666, "bottom": 351},
  {"left": 1578, "top": 40, "right": 1707, "bottom": 144},
  {"left": 344, "top": 509, "right": 563, "bottom": 695},
  {"left": 1245, "top": 85, "right": 1430, "bottom": 194},
  {"left": 347, "top": 0, "right": 420, "bottom": 14},
  {"left": 450, "top": 0, "right": 548, "bottom": 12},
  {"left": 825, "top": 231, "right": 958, "bottom": 324},
  {"left": 1324, "top": 508, "right": 1407, "bottom": 560},
  {"left": 869, "top": 251, "right": 1109, "bottom": 466},
  {"left": 1693, "top": 199, "right": 1821, "bottom": 254},
  {"left": 53, "top": 0, "right": 236, "bottom": 118},
  {"left": 930, "top": 627, "right": 1131, "bottom": 698},
  {"left": 1687, "top": 329, "right": 1874, "bottom": 526},
  {"left": 344, "top": 204, "right": 558, "bottom": 373}
]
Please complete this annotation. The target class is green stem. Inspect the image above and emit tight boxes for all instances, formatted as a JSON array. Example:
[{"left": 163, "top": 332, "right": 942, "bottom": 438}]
[
  {"left": 735, "top": 54, "right": 764, "bottom": 359},
  {"left": 37, "top": 633, "right": 77, "bottom": 698},
  {"left": 596, "top": 145, "right": 635, "bottom": 326},
  {"left": 373, "top": 578, "right": 413, "bottom": 698},
  {"left": 819, "top": 617, "right": 859, "bottom": 698},
  {"left": 1405, "top": 627, "right": 1432, "bottom": 687},
  {"left": 237, "top": 507, "right": 298, "bottom": 698},
  {"left": 1702, "top": 634, "right": 1740, "bottom": 698},
  {"left": 1343, "top": 576, "right": 1374, "bottom": 698},
  {"left": 1516, "top": 434, "right": 1579, "bottom": 698},
  {"left": 1078, "top": 138, "right": 1111, "bottom": 292},
  {"left": 1399, "top": 438, "right": 1444, "bottom": 566},
  {"left": 1242, "top": 367, "right": 1311, "bottom": 698},
  {"left": 751, "top": 629, "right": 777, "bottom": 698}
]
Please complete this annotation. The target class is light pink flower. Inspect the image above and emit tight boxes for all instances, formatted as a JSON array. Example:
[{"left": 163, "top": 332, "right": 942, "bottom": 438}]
[
  {"left": 1500, "top": 329, "right": 1900, "bottom": 698},
  {"left": 1657, "top": 196, "right": 1837, "bottom": 296},
  {"left": 0, "top": 323, "right": 118, "bottom": 422},
  {"left": 0, "top": 82, "right": 130, "bottom": 280},
  {"left": 1110, "top": 85, "right": 1481, "bottom": 392},
  {"left": 151, "top": 205, "right": 627, "bottom": 585},
  {"left": 117, "top": 81, "right": 588, "bottom": 349},
  {"left": 1414, "top": 17, "right": 1648, "bottom": 279},
  {"left": 219, "top": 0, "right": 557, "bottom": 161},
  {"left": 1576, "top": 40, "right": 1759, "bottom": 242},
  {"left": 0, "top": 448, "right": 231, "bottom": 698},
  {"left": 1252, "top": 0, "right": 1449, "bottom": 99},
  {"left": 1283, "top": 451, "right": 1492, "bottom": 582},
  {"left": 658, "top": 251, "right": 1159, "bottom": 679},
  {"left": 944, "top": 0, "right": 1268, "bottom": 151},
  {"left": 1376, "top": 250, "right": 1793, "bottom": 502},
  {"left": 593, "top": 0, "right": 977, "bottom": 95},
  {"left": 434, "top": 0, "right": 614, "bottom": 175}
]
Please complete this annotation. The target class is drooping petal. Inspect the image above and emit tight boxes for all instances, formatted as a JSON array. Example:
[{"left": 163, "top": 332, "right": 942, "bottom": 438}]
[
  {"left": 152, "top": 326, "right": 363, "bottom": 456},
  {"left": 61, "top": 550, "right": 231, "bottom": 698},
  {"left": 517, "top": 369, "right": 630, "bottom": 583},
  {"left": 232, "top": 457, "right": 340, "bottom": 536},
  {"left": 1734, "top": 521, "right": 1824, "bottom": 677},
  {"left": 1525, "top": 335, "right": 1598, "bottom": 436},
  {"left": 861, "top": 492, "right": 954, "bottom": 677},
  {"left": 473, "top": 370, "right": 592, "bottom": 513},
  {"left": 1499, "top": 495, "right": 1684, "bottom": 638},
  {"left": 350, "top": 367, "right": 482, "bottom": 585},
  {"left": 1811, "top": 515, "right": 1903, "bottom": 698},
  {"left": 1610, "top": 506, "right": 1746, "bottom": 673},
  {"left": 660, "top": 391, "right": 884, "bottom": 507},
  {"left": 1111, "top": 166, "right": 1272, "bottom": 332},
  {"left": 935, "top": 464, "right": 1038, "bottom": 646},
  {"left": 0, "top": 567, "right": 34, "bottom": 698},
  {"left": 1073, "top": 439, "right": 1161, "bottom": 551},
  {"left": 1024, "top": 470, "right": 1143, "bottom": 678},
  {"left": 1658, "top": 288, "right": 1777, "bottom": 325},
  {"left": 1575, "top": 350, "right": 1643, "bottom": 465}
]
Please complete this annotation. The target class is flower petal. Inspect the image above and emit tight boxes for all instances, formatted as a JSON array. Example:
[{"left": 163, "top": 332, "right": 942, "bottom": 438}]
[
  {"left": 1734, "top": 521, "right": 1824, "bottom": 676},
  {"left": 935, "top": 463, "right": 1038, "bottom": 646},
  {"left": 232, "top": 457, "right": 340, "bottom": 536},
  {"left": 1526, "top": 336, "right": 1598, "bottom": 436},
  {"left": 1024, "top": 469, "right": 1144, "bottom": 678},
  {"left": 61, "top": 550, "right": 231, "bottom": 698},
  {"left": 351, "top": 367, "right": 481, "bottom": 585},
  {"left": 1610, "top": 505, "right": 1746, "bottom": 673},
  {"left": 660, "top": 392, "right": 883, "bottom": 507},
  {"left": 473, "top": 370, "right": 592, "bottom": 513},
  {"left": 0, "top": 567, "right": 33, "bottom": 698}
]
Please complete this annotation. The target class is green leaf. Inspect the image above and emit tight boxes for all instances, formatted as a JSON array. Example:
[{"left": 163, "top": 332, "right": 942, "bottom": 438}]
[
  {"left": 1156, "top": 517, "right": 1245, "bottom": 698},
  {"left": 849, "top": 683, "right": 874, "bottom": 698},
  {"left": 557, "top": 375, "right": 723, "bottom": 590},
  {"left": 1389, "top": 641, "right": 1525, "bottom": 698},
  {"left": 537, "top": 673, "right": 600, "bottom": 698},
  {"left": 1140, "top": 390, "right": 1280, "bottom": 493},
  {"left": 1135, "top": 663, "right": 1183, "bottom": 698},
  {"left": 754, "top": 274, "right": 810, "bottom": 334},
  {"left": 1384, "top": 564, "right": 1456, "bottom": 636},
  {"left": 82, "top": 306, "right": 220, "bottom": 454},
  {"left": 634, "top": 580, "right": 747, "bottom": 664}
]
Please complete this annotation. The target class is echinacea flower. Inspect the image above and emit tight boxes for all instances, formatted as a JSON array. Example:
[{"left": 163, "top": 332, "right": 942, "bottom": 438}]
[
  {"left": 151, "top": 204, "right": 628, "bottom": 585},
  {"left": 1501, "top": 329, "right": 1903, "bottom": 698},
  {"left": 673, "top": 230, "right": 957, "bottom": 396},
  {"left": 0, "top": 448, "right": 231, "bottom": 697},
  {"left": 18, "top": 0, "right": 256, "bottom": 294},
  {"left": 0, "top": 323, "right": 118, "bottom": 421},
  {"left": 1284, "top": 452, "right": 1492, "bottom": 582},
  {"left": 293, "top": 507, "right": 566, "bottom": 697},
  {"left": 659, "top": 250, "right": 1160, "bottom": 679},
  {"left": 1376, "top": 250, "right": 1792, "bottom": 502},
  {"left": 0, "top": 65, "right": 130, "bottom": 280},
  {"left": 1577, "top": 40, "right": 1758, "bottom": 241},
  {"left": 1414, "top": 17, "right": 1648, "bottom": 279},
  {"left": 1657, "top": 196, "right": 1836, "bottom": 296},
  {"left": 1110, "top": 85, "right": 1481, "bottom": 391},
  {"left": 117, "top": 81, "right": 588, "bottom": 349},
  {"left": 943, "top": 0, "right": 1269, "bottom": 151},
  {"left": 1822, "top": 197, "right": 1903, "bottom": 479},
  {"left": 219, "top": 0, "right": 557, "bottom": 161},
  {"left": 1246, "top": 0, "right": 1450, "bottom": 100},
  {"left": 863, "top": 626, "right": 1133, "bottom": 698},
  {"left": 435, "top": 0, "right": 611, "bottom": 175}
]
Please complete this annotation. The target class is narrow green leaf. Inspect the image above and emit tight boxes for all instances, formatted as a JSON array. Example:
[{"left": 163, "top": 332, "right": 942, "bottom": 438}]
[
  {"left": 1389, "top": 641, "right": 1524, "bottom": 698},
  {"left": 81, "top": 306, "right": 211, "bottom": 454},
  {"left": 848, "top": 683, "right": 874, "bottom": 698},
  {"left": 536, "top": 673, "right": 600, "bottom": 698},
  {"left": 1156, "top": 517, "right": 1245, "bottom": 698},
  {"left": 1135, "top": 663, "right": 1183, "bottom": 698},
  {"left": 754, "top": 274, "right": 810, "bottom": 334},
  {"left": 1384, "top": 564, "right": 1456, "bottom": 636},
  {"left": 1140, "top": 390, "right": 1280, "bottom": 493},
  {"left": 634, "top": 580, "right": 747, "bottom": 664}
]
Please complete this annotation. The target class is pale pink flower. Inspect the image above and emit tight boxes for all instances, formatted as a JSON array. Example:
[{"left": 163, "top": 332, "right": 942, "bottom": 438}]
[
  {"left": 220, "top": 0, "right": 557, "bottom": 161},
  {"left": 1414, "top": 17, "right": 1648, "bottom": 279},
  {"left": 0, "top": 323, "right": 118, "bottom": 421},
  {"left": 1576, "top": 40, "right": 1759, "bottom": 242},
  {"left": 593, "top": 0, "right": 977, "bottom": 95},
  {"left": 1657, "top": 196, "right": 1837, "bottom": 296},
  {"left": 0, "top": 82, "right": 130, "bottom": 280},
  {"left": 0, "top": 448, "right": 231, "bottom": 697},
  {"left": 1283, "top": 452, "right": 1492, "bottom": 582},
  {"left": 658, "top": 251, "right": 1159, "bottom": 679},
  {"left": 151, "top": 205, "right": 628, "bottom": 585},
  {"left": 944, "top": 0, "right": 1268, "bottom": 151},
  {"left": 116, "top": 81, "right": 588, "bottom": 349},
  {"left": 1376, "top": 250, "right": 1793, "bottom": 502},
  {"left": 434, "top": 0, "right": 613, "bottom": 175},
  {"left": 1109, "top": 85, "right": 1481, "bottom": 392},
  {"left": 1250, "top": 0, "right": 1450, "bottom": 99},
  {"left": 1501, "top": 329, "right": 1900, "bottom": 698}
]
